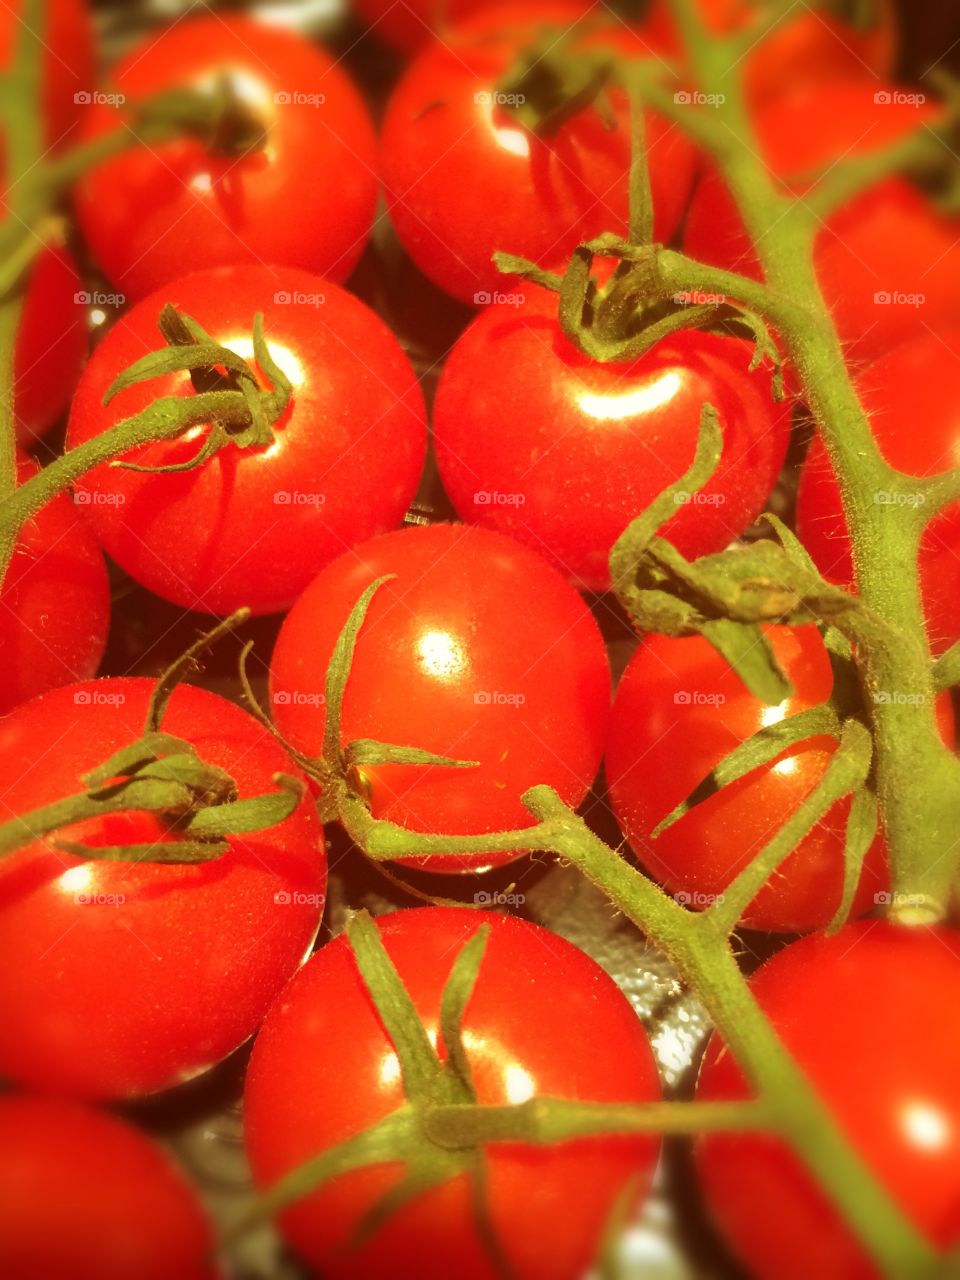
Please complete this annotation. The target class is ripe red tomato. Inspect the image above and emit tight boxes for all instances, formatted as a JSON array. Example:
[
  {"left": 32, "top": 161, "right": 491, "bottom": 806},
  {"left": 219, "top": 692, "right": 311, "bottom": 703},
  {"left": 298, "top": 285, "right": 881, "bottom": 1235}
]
[
  {"left": 0, "top": 1094, "right": 216, "bottom": 1280},
  {"left": 683, "top": 82, "right": 958, "bottom": 364},
  {"left": 606, "top": 626, "right": 894, "bottom": 934},
  {"left": 433, "top": 289, "right": 791, "bottom": 591},
  {"left": 14, "top": 243, "right": 88, "bottom": 446},
  {"left": 244, "top": 907, "right": 661, "bottom": 1279},
  {"left": 0, "top": 0, "right": 94, "bottom": 147},
  {"left": 0, "top": 678, "right": 326, "bottom": 1098},
  {"left": 65, "top": 264, "right": 426, "bottom": 616},
  {"left": 356, "top": 0, "right": 596, "bottom": 54},
  {"left": 0, "top": 451, "right": 109, "bottom": 715},
  {"left": 697, "top": 922, "right": 960, "bottom": 1277},
  {"left": 644, "top": 0, "right": 897, "bottom": 107},
  {"left": 269, "top": 523, "right": 611, "bottom": 870},
  {"left": 380, "top": 5, "right": 698, "bottom": 304},
  {"left": 797, "top": 332, "right": 960, "bottom": 656},
  {"left": 74, "top": 16, "right": 378, "bottom": 299}
]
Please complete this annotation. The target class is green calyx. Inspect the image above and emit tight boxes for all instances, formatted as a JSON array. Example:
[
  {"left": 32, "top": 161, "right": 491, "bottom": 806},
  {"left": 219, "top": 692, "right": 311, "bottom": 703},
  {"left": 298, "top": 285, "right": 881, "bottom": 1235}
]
[
  {"left": 494, "top": 24, "right": 617, "bottom": 136},
  {"left": 0, "top": 612, "right": 303, "bottom": 864},
  {"left": 133, "top": 72, "right": 268, "bottom": 158}
]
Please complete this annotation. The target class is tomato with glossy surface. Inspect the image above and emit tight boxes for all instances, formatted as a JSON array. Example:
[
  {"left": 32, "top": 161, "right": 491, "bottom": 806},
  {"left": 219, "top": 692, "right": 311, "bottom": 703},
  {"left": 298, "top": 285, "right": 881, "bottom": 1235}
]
[
  {"left": 245, "top": 907, "right": 661, "bottom": 1279},
  {"left": 433, "top": 290, "right": 791, "bottom": 590},
  {"left": 14, "top": 243, "right": 88, "bottom": 446},
  {"left": 645, "top": 0, "right": 897, "bottom": 107},
  {"left": 0, "top": 0, "right": 94, "bottom": 147},
  {"left": 74, "top": 17, "right": 378, "bottom": 299},
  {"left": 270, "top": 523, "right": 611, "bottom": 871},
  {"left": 0, "top": 1095, "right": 217, "bottom": 1280},
  {"left": 605, "top": 626, "right": 896, "bottom": 933},
  {"left": 0, "top": 451, "right": 110, "bottom": 715},
  {"left": 698, "top": 922, "right": 960, "bottom": 1277},
  {"left": 0, "top": 678, "right": 325, "bottom": 1098},
  {"left": 65, "top": 265, "right": 426, "bottom": 616},
  {"left": 797, "top": 331, "right": 960, "bottom": 655},
  {"left": 683, "top": 82, "right": 958, "bottom": 364},
  {"left": 380, "top": 5, "right": 698, "bottom": 304}
]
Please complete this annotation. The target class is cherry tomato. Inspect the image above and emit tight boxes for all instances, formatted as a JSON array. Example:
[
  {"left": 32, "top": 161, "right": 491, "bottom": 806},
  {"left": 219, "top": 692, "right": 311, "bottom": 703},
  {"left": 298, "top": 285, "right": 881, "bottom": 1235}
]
[
  {"left": 644, "top": 0, "right": 897, "bottom": 107},
  {"left": 683, "top": 82, "right": 958, "bottom": 364},
  {"left": 433, "top": 288, "right": 791, "bottom": 591},
  {"left": 606, "top": 625, "right": 894, "bottom": 934},
  {"left": 74, "top": 16, "right": 378, "bottom": 300},
  {"left": 0, "top": 1094, "right": 216, "bottom": 1280},
  {"left": 0, "top": 677, "right": 326, "bottom": 1098},
  {"left": 65, "top": 264, "right": 426, "bottom": 616},
  {"left": 697, "top": 921, "right": 960, "bottom": 1278},
  {"left": 0, "top": 0, "right": 94, "bottom": 147},
  {"left": 244, "top": 907, "right": 661, "bottom": 1279},
  {"left": 269, "top": 523, "right": 611, "bottom": 871},
  {"left": 356, "top": 0, "right": 596, "bottom": 55},
  {"left": 0, "top": 451, "right": 109, "bottom": 715},
  {"left": 797, "top": 331, "right": 960, "bottom": 656},
  {"left": 380, "top": 5, "right": 698, "bottom": 304}
]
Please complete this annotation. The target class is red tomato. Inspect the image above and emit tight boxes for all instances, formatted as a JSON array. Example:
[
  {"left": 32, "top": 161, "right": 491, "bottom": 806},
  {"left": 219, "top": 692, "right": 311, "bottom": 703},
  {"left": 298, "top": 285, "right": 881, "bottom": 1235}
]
[
  {"left": 433, "top": 289, "right": 791, "bottom": 591},
  {"left": 796, "top": 332, "right": 960, "bottom": 656},
  {"left": 605, "top": 626, "right": 894, "bottom": 934},
  {"left": 683, "top": 82, "right": 958, "bottom": 364},
  {"left": 0, "top": 1094, "right": 216, "bottom": 1280},
  {"left": 74, "top": 16, "right": 378, "bottom": 299},
  {"left": 644, "top": 0, "right": 897, "bottom": 107},
  {"left": 697, "top": 922, "right": 960, "bottom": 1277},
  {"left": 0, "top": 678, "right": 326, "bottom": 1098},
  {"left": 14, "top": 243, "right": 88, "bottom": 446},
  {"left": 0, "top": 0, "right": 94, "bottom": 147},
  {"left": 269, "top": 523, "right": 611, "bottom": 871},
  {"left": 380, "top": 5, "right": 698, "bottom": 304},
  {"left": 65, "top": 265, "right": 426, "bottom": 616},
  {"left": 356, "top": 0, "right": 596, "bottom": 54},
  {"left": 244, "top": 907, "right": 661, "bottom": 1279},
  {"left": 0, "top": 451, "right": 109, "bottom": 715}
]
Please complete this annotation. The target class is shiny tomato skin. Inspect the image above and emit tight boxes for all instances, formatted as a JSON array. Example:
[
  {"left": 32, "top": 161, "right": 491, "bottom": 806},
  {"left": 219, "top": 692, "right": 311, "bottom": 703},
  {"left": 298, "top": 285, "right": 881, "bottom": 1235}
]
[
  {"left": 244, "top": 907, "right": 661, "bottom": 1280},
  {"left": 0, "top": 451, "right": 110, "bottom": 715},
  {"left": 433, "top": 293, "right": 791, "bottom": 590},
  {"left": 683, "top": 83, "right": 957, "bottom": 364},
  {"left": 269, "top": 523, "right": 611, "bottom": 871},
  {"left": 797, "top": 332, "right": 960, "bottom": 655},
  {"left": 380, "top": 5, "right": 698, "bottom": 304},
  {"left": 605, "top": 626, "right": 893, "bottom": 934},
  {"left": 697, "top": 922, "right": 960, "bottom": 1278},
  {"left": 65, "top": 265, "right": 426, "bottom": 616},
  {"left": 0, "top": 678, "right": 326, "bottom": 1099},
  {"left": 14, "top": 243, "right": 88, "bottom": 446},
  {"left": 74, "top": 17, "right": 378, "bottom": 299},
  {"left": 0, "top": 1095, "right": 217, "bottom": 1280},
  {"left": 0, "top": 0, "right": 94, "bottom": 147},
  {"left": 644, "top": 0, "right": 897, "bottom": 107}
]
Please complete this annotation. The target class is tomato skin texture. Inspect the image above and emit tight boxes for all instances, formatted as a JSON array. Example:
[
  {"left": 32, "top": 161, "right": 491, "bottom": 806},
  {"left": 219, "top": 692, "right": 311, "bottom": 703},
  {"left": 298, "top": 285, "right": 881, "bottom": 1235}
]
[
  {"left": 0, "top": 679, "right": 326, "bottom": 1099},
  {"left": 683, "top": 83, "right": 957, "bottom": 364},
  {"left": 74, "top": 17, "right": 378, "bottom": 299},
  {"left": 14, "top": 244, "right": 87, "bottom": 445},
  {"left": 433, "top": 294, "right": 791, "bottom": 590},
  {"left": 644, "top": 0, "right": 897, "bottom": 107},
  {"left": 0, "top": 0, "right": 94, "bottom": 147},
  {"left": 245, "top": 907, "right": 661, "bottom": 1280},
  {"left": 0, "top": 452, "right": 109, "bottom": 715},
  {"left": 0, "top": 1095, "right": 217, "bottom": 1280},
  {"left": 380, "top": 5, "right": 697, "bottom": 304},
  {"left": 797, "top": 332, "right": 960, "bottom": 656},
  {"left": 270, "top": 523, "right": 610, "bottom": 871},
  {"left": 697, "top": 922, "right": 960, "bottom": 1278},
  {"left": 65, "top": 265, "right": 426, "bottom": 616},
  {"left": 605, "top": 626, "right": 893, "bottom": 933}
]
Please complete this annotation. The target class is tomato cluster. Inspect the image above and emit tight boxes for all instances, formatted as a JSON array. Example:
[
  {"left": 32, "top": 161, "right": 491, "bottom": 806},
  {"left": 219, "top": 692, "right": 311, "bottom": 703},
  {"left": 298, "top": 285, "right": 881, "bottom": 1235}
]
[{"left": 3, "top": 0, "right": 960, "bottom": 1277}]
